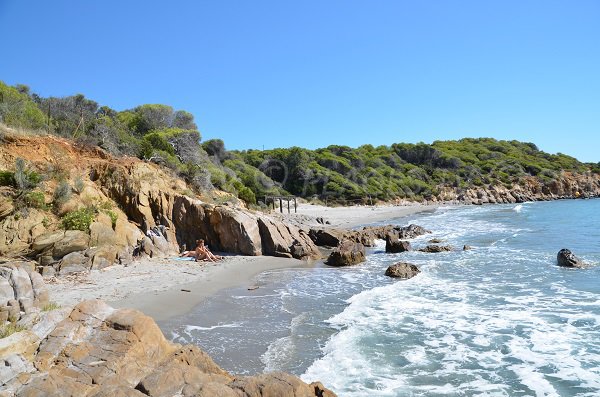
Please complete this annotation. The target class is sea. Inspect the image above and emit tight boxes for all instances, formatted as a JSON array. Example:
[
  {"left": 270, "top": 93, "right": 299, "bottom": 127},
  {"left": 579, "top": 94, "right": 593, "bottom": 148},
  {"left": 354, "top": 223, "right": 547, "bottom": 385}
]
[{"left": 159, "top": 199, "right": 600, "bottom": 397}]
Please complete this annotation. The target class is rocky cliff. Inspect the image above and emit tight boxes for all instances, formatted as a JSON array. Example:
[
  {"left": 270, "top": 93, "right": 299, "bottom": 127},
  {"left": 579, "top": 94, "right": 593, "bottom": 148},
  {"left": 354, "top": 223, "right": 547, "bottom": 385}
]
[{"left": 0, "top": 133, "right": 321, "bottom": 274}]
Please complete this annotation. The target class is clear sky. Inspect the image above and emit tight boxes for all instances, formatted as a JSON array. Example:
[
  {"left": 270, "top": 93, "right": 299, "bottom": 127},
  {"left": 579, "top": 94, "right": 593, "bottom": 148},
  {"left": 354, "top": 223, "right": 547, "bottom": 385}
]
[{"left": 0, "top": 1, "right": 598, "bottom": 161}]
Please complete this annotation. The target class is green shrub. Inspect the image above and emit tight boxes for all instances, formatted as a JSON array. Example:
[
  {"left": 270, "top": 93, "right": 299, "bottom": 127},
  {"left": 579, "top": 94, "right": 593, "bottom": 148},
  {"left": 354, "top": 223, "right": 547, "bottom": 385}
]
[
  {"left": 14, "top": 158, "right": 41, "bottom": 191},
  {"left": 0, "top": 170, "right": 14, "bottom": 187},
  {"left": 24, "top": 191, "right": 46, "bottom": 209},
  {"left": 0, "top": 322, "right": 26, "bottom": 338},
  {"left": 42, "top": 302, "right": 60, "bottom": 312},
  {"left": 52, "top": 181, "right": 72, "bottom": 208},
  {"left": 237, "top": 186, "right": 256, "bottom": 204},
  {"left": 105, "top": 210, "right": 118, "bottom": 229},
  {"left": 61, "top": 207, "right": 95, "bottom": 231}
]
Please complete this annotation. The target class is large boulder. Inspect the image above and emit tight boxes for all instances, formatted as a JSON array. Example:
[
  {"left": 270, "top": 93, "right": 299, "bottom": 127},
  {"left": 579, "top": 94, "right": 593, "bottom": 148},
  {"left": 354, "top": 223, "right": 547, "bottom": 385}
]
[
  {"left": 557, "top": 249, "right": 584, "bottom": 268},
  {"left": 308, "top": 228, "right": 345, "bottom": 247},
  {"left": 3, "top": 300, "right": 336, "bottom": 397},
  {"left": 385, "top": 234, "right": 412, "bottom": 253},
  {"left": 52, "top": 230, "right": 90, "bottom": 258},
  {"left": 326, "top": 240, "right": 366, "bottom": 267},
  {"left": 259, "top": 218, "right": 321, "bottom": 260},
  {"left": 0, "top": 209, "right": 47, "bottom": 256},
  {"left": 385, "top": 262, "right": 420, "bottom": 279}
]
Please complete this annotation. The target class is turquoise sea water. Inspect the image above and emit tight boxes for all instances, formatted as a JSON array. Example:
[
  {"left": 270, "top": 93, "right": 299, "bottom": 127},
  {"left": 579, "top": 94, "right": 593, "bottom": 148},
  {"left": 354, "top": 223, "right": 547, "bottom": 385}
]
[{"left": 162, "top": 199, "right": 600, "bottom": 397}]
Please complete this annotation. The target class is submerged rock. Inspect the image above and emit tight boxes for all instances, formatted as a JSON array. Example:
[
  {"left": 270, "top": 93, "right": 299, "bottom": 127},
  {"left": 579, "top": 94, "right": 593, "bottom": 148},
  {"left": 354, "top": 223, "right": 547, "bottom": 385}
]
[
  {"left": 385, "top": 262, "right": 420, "bottom": 279},
  {"left": 557, "top": 248, "right": 584, "bottom": 268},
  {"left": 418, "top": 245, "right": 453, "bottom": 253},
  {"left": 326, "top": 240, "right": 366, "bottom": 266}
]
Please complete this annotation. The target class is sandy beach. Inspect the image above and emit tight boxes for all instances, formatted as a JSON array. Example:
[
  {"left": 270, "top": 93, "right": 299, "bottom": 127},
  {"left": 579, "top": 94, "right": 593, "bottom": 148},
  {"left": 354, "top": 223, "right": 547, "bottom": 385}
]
[
  {"left": 46, "top": 203, "right": 430, "bottom": 321},
  {"left": 280, "top": 202, "right": 435, "bottom": 228}
]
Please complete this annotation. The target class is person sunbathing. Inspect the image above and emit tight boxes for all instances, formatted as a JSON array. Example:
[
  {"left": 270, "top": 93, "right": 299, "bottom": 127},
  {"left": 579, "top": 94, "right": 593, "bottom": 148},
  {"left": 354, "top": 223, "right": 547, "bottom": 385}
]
[{"left": 180, "top": 239, "right": 223, "bottom": 262}]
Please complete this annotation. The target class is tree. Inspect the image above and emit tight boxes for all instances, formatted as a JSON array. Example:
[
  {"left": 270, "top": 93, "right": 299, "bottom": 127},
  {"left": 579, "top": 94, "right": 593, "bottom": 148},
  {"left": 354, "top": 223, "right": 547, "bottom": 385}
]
[{"left": 173, "top": 110, "right": 197, "bottom": 130}]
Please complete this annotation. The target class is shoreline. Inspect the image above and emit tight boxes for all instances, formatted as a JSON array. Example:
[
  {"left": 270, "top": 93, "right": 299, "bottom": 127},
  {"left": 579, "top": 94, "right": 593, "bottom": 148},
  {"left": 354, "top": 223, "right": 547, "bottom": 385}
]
[
  {"left": 47, "top": 203, "right": 434, "bottom": 322},
  {"left": 279, "top": 202, "right": 436, "bottom": 228}
]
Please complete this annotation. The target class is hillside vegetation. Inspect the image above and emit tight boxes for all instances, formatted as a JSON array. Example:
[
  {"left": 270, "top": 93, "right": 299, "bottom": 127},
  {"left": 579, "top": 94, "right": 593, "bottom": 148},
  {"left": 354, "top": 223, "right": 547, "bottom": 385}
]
[{"left": 1, "top": 80, "right": 598, "bottom": 205}]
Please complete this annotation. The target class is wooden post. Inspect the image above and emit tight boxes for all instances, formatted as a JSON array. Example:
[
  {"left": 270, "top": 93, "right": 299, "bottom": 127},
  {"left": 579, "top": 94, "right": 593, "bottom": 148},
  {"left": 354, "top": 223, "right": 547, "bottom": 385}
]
[
  {"left": 272, "top": 198, "right": 275, "bottom": 210},
  {"left": 279, "top": 198, "right": 283, "bottom": 213},
  {"left": 287, "top": 199, "right": 290, "bottom": 213},
  {"left": 47, "top": 103, "right": 51, "bottom": 132},
  {"left": 294, "top": 197, "right": 297, "bottom": 213}
]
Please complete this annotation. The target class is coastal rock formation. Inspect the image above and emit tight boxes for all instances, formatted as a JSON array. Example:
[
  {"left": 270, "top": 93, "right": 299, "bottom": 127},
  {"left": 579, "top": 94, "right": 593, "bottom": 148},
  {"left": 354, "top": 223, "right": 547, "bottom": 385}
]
[
  {"left": 258, "top": 218, "right": 321, "bottom": 260},
  {"left": 326, "top": 240, "right": 366, "bottom": 267},
  {"left": 557, "top": 249, "right": 584, "bottom": 268},
  {"left": 419, "top": 245, "right": 453, "bottom": 253},
  {"left": 0, "top": 300, "right": 336, "bottom": 397},
  {"left": 0, "top": 262, "right": 49, "bottom": 324},
  {"left": 385, "top": 263, "right": 420, "bottom": 279},
  {"left": 385, "top": 235, "right": 412, "bottom": 253}
]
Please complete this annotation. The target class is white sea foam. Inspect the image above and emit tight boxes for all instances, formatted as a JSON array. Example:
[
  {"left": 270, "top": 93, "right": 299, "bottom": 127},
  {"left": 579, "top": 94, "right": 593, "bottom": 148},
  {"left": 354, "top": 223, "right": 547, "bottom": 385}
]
[{"left": 302, "top": 267, "right": 600, "bottom": 396}]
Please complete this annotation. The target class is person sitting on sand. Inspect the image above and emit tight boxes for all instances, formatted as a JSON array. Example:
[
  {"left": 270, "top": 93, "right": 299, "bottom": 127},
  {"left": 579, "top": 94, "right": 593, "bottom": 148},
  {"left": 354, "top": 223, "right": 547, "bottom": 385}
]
[
  {"left": 194, "top": 239, "right": 223, "bottom": 262},
  {"left": 180, "top": 239, "right": 223, "bottom": 262}
]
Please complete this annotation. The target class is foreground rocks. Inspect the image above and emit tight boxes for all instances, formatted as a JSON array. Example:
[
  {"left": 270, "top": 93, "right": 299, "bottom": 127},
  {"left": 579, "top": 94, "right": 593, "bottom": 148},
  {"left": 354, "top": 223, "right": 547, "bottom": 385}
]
[
  {"left": 0, "top": 262, "right": 49, "bottom": 324},
  {"left": 557, "top": 249, "right": 584, "bottom": 268},
  {"left": 385, "top": 263, "right": 420, "bottom": 279},
  {"left": 326, "top": 240, "right": 366, "bottom": 266},
  {"left": 1, "top": 300, "right": 336, "bottom": 397}
]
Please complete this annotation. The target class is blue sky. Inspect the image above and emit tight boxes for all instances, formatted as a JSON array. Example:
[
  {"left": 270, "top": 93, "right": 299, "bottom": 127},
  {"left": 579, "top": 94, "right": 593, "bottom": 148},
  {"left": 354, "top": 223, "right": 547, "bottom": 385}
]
[{"left": 0, "top": 0, "right": 598, "bottom": 161}]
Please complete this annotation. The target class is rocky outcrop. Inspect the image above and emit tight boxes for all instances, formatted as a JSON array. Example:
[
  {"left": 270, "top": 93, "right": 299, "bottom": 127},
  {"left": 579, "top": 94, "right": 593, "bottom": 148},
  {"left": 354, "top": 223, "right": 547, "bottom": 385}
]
[
  {"left": 258, "top": 218, "right": 321, "bottom": 260},
  {"left": 385, "top": 263, "right": 420, "bottom": 279},
  {"left": 385, "top": 235, "right": 412, "bottom": 253},
  {"left": 326, "top": 240, "right": 366, "bottom": 267},
  {"left": 557, "top": 249, "right": 584, "bottom": 268},
  {"left": 0, "top": 210, "right": 47, "bottom": 257},
  {"left": 0, "top": 262, "right": 49, "bottom": 324},
  {"left": 434, "top": 172, "right": 600, "bottom": 204},
  {"left": 419, "top": 245, "right": 453, "bottom": 253},
  {"left": 1, "top": 300, "right": 336, "bottom": 397}
]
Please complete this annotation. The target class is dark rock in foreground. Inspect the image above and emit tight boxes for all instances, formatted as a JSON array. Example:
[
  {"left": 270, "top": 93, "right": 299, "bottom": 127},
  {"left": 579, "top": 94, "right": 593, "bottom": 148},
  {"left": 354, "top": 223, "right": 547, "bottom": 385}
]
[
  {"left": 557, "top": 248, "right": 584, "bottom": 268},
  {"left": 385, "top": 235, "right": 412, "bottom": 253},
  {"left": 385, "top": 263, "right": 420, "bottom": 279},
  {"left": 326, "top": 240, "right": 366, "bottom": 266},
  {"left": 419, "top": 245, "right": 453, "bottom": 253}
]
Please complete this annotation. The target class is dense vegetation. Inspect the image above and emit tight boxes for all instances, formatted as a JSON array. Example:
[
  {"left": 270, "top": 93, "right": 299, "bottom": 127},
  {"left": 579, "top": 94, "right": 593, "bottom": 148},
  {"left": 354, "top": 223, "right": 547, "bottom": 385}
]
[{"left": 1, "top": 80, "right": 598, "bottom": 205}]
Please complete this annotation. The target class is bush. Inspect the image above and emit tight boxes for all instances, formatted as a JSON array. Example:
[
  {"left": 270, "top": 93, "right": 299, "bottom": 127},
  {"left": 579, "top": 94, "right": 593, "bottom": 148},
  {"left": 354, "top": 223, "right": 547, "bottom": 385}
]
[
  {"left": 24, "top": 191, "right": 46, "bottom": 209},
  {"left": 14, "top": 158, "right": 41, "bottom": 191},
  {"left": 52, "top": 180, "right": 72, "bottom": 208},
  {"left": 61, "top": 207, "right": 95, "bottom": 231},
  {"left": 0, "top": 170, "right": 14, "bottom": 187},
  {"left": 105, "top": 210, "right": 118, "bottom": 229},
  {"left": 0, "top": 322, "right": 26, "bottom": 338},
  {"left": 238, "top": 186, "right": 256, "bottom": 204}
]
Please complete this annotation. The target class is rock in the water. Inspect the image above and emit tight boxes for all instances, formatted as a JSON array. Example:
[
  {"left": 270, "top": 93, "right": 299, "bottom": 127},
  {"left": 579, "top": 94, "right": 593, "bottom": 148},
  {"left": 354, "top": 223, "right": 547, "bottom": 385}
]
[
  {"left": 385, "top": 262, "right": 420, "bottom": 279},
  {"left": 419, "top": 245, "right": 453, "bottom": 253},
  {"left": 326, "top": 240, "right": 366, "bottom": 266},
  {"left": 557, "top": 249, "right": 584, "bottom": 268},
  {"left": 428, "top": 238, "right": 444, "bottom": 244},
  {"left": 463, "top": 245, "right": 473, "bottom": 251},
  {"left": 385, "top": 234, "right": 412, "bottom": 253},
  {"left": 396, "top": 224, "right": 431, "bottom": 239}
]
